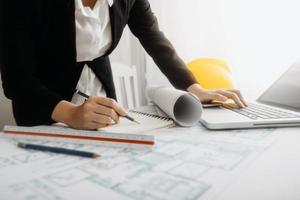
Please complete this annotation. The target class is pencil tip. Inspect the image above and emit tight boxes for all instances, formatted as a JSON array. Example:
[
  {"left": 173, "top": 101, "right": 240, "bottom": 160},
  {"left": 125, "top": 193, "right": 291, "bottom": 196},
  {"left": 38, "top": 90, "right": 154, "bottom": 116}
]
[{"left": 93, "top": 154, "right": 101, "bottom": 158}]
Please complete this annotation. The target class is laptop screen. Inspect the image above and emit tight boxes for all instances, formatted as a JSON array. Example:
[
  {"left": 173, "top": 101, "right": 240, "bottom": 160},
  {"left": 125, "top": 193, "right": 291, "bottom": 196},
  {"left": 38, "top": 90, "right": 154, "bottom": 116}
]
[{"left": 258, "top": 60, "right": 300, "bottom": 112}]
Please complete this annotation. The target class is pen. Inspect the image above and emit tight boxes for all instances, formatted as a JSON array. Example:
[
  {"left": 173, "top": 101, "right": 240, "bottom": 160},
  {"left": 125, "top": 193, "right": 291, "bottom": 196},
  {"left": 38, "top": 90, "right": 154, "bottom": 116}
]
[
  {"left": 76, "top": 90, "right": 140, "bottom": 124},
  {"left": 17, "top": 142, "right": 100, "bottom": 158}
]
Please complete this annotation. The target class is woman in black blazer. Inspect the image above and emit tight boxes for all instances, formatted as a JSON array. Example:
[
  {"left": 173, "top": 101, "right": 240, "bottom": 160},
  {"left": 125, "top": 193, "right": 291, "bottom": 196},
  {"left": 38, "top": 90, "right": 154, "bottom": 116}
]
[{"left": 0, "top": 0, "right": 246, "bottom": 129}]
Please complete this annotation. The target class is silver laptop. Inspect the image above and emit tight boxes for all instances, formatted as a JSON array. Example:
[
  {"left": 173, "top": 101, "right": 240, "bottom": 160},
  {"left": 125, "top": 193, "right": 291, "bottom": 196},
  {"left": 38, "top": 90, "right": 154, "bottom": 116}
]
[{"left": 200, "top": 60, "right": 300, "bottom": 130}]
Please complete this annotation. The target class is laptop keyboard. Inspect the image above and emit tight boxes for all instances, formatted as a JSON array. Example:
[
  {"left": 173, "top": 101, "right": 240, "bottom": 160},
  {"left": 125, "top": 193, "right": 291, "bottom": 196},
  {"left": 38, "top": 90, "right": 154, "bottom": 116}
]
[{"left": 223, "top": 103, "right": 300, "bottom": 120}]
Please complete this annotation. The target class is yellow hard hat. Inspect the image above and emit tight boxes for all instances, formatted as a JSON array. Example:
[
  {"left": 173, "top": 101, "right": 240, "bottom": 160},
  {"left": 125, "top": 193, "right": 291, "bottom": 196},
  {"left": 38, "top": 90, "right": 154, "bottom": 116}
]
[{"left": 187, "top": 58, "right": 235, "bottom": 90}]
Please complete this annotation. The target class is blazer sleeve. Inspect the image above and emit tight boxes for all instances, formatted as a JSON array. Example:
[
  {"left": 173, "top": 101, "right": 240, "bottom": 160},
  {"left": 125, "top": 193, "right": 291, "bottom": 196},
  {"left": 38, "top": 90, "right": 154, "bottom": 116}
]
[
  {"left": 128, "top": 0, "right": 197, "bottom": 90},
  {"left": 0, "top": 1, "right": 63, "bottom": 126}
]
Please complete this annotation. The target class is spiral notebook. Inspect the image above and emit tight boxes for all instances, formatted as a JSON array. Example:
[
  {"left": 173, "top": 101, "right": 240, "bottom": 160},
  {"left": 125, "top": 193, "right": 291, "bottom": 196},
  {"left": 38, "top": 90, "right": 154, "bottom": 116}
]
[{"left": 99, "top": 110, "right": 175, "bottom": 134}]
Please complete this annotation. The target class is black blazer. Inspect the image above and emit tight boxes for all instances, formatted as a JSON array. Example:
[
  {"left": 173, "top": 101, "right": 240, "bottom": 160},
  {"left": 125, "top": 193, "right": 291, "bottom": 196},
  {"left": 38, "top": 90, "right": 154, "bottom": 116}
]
[{"left": 0, "top": 0, "right": 197, "bottom": 126}]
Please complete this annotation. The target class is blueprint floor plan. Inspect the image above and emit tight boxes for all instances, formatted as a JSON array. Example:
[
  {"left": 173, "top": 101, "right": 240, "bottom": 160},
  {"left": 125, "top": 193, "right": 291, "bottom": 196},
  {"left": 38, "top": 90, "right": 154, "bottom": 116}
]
[{"left": 0, "top": 124, "right": 281, "bottom": 200}]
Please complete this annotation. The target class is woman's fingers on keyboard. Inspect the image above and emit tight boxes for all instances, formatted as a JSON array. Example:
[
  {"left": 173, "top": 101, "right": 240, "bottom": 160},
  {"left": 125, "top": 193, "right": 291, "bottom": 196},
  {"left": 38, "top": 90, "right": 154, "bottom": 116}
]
[
  {"left": 228, "top": 89, "right": 248, "bottom": 106},
  {"left": 217, "top": 90, "right": 246, "bottom": 108}
]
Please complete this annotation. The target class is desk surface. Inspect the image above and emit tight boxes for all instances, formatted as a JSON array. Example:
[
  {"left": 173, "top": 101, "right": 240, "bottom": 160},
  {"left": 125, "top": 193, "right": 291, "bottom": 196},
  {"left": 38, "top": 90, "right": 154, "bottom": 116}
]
[
  {"left": 0, "top": 125, "right": 299, "bottom": 200},
  {"left": 217, "top": 128, "right": 300, "bottom": 200}
]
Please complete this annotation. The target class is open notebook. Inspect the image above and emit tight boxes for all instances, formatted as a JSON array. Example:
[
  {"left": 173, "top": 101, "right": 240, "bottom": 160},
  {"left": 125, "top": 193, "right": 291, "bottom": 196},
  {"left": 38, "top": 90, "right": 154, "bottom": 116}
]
[{"left": 99, "top": 110, "right": 175, "bottom": 134}]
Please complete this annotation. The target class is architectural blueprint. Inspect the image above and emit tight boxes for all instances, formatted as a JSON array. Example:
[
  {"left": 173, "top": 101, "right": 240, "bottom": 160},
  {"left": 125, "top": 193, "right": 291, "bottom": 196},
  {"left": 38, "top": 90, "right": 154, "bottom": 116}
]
[{"left": 0, "top": 124, "right": 280, "bottom": 200}]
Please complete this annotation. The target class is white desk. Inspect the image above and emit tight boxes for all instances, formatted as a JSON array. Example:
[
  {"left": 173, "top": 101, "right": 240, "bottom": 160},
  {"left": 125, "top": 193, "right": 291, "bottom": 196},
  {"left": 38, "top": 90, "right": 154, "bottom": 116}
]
[
  {"left": 217, "top": 128, "right": 300, "bottom": 200},
  {"left": 0, "top": 125, "right": 299, "bottom": 200}
]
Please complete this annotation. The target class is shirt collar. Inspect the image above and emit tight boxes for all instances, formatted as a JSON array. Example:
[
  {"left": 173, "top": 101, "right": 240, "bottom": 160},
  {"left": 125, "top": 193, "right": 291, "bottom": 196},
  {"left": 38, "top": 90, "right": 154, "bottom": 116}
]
[{"left": 75, "top": 0, "right": 114, "bottom": 10}]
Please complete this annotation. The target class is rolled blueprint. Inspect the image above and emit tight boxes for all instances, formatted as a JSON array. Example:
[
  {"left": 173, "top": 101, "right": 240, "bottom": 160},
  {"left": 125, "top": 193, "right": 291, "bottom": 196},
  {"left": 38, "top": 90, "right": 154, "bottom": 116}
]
[{"left": 147, "top": 86, "right": 203, "bottom": 127}]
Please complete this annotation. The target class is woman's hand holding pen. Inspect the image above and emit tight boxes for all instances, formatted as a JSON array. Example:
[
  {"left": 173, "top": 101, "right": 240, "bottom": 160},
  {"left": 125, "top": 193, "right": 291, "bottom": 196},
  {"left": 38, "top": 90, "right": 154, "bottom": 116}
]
[
  {"left": 70, "top": 96, "right": 127, "bottom": 129},
  {"left": 51, "top": 97, "right": 127, "bottom": 130}
]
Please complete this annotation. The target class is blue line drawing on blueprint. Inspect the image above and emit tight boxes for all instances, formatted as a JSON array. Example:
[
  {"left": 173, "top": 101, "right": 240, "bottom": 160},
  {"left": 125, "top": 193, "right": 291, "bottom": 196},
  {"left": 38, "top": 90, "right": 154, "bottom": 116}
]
[{"left": 0, "top": 124, "right": 281, "bottom": 200}]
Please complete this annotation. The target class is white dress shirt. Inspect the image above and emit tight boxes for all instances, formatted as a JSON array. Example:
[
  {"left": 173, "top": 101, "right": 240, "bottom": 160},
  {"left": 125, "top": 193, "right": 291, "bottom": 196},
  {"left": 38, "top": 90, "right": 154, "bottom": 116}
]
[{"left": 71, "top": 0, "right": 114, "bottom": 105}]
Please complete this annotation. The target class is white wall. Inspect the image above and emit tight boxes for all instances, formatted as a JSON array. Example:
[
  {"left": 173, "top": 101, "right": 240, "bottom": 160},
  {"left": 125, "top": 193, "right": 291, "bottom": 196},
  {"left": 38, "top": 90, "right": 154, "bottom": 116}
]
[
  {"left": 146, "top": 0, "right": 300, "bottom": 100},
  {"left": 146, "top": 0, "right": 228, "bottom": 89},
  {"left": 219, "top": 0, "right": 300, "bottom": 99}
]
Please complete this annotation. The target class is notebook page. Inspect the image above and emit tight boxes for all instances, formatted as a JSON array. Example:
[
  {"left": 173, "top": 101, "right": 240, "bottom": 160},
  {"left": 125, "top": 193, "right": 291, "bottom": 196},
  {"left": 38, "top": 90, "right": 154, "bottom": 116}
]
[{"left": 98, "top": 111, "right": 174, "bottom": 134}]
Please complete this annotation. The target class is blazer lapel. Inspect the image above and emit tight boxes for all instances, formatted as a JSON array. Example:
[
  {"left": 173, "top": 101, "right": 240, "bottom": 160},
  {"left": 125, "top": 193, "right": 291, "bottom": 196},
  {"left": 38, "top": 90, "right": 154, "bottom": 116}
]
[
  {"left": 108, "top": 5, "right": 116, "bottom": 55},
  {"left": 104, "top": 5, "right": 117, "bottom": 56},
  {"left": 105, "top": 0, "right": 124, "bottom": 56}
]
